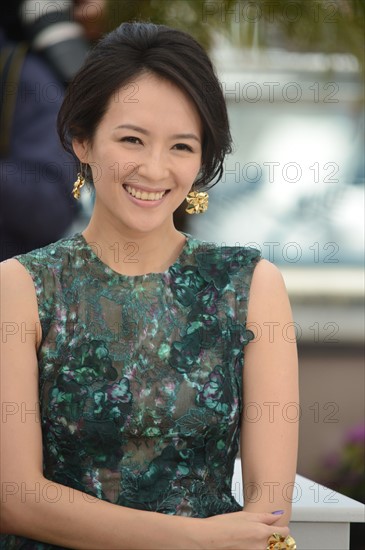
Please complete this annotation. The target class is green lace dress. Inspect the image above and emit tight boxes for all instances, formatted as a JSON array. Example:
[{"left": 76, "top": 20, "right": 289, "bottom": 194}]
[{"left": 2, "top": 232, "right": 261, "bottom": 549}]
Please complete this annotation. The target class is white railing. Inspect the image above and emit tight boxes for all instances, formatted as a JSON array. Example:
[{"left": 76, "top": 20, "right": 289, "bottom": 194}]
[{"left": 232, "top": 459, "right": 365, "bottom": 550}]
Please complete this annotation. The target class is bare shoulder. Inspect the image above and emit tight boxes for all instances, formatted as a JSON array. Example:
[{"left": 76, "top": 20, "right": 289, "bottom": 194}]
[
  {"left": 1, "top": 257, "right": 38, "bottom": 302},
  {"left": 250, "top": 258, "right": 287, "bottom": 297},
  {"left": 0, "top": 258, "right": 41, "bottom": 348},
  {"left": 247, "top": 258, "right": 292, "bottom": 325},
  {"left": 251, "top": 257, "right": 285, "bottom": 286}
]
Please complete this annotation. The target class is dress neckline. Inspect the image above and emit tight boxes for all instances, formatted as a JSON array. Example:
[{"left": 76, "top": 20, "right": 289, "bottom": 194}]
[{"left": 75, "top": 231, "right": 192, "bottom": 280}]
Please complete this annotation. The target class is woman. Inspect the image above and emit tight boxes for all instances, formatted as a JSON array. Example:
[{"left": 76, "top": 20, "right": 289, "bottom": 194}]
[{"left": 0, "top": 22, "right": 298, "bottom": 549}]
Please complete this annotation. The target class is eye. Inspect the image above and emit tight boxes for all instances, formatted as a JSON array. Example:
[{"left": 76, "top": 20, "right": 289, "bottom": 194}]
[
  {"left": 120, "top": 136, "right": 143, "bottom": 144},
  {"left": 173, "top": 143, "right": 194, "bottom": 152}
]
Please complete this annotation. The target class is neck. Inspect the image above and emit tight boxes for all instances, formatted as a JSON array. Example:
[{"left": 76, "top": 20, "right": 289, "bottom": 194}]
[{"left": 81, "top": 217, "right": 186, "bottom": 276}]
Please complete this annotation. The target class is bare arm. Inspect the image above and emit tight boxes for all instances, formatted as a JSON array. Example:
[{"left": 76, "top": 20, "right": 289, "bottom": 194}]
[
  {"left": 241, "top": 259, "right": 299, "bottom": 526},
  {"left": 1, "top": 258, "right": 291, "bottom": 550}
]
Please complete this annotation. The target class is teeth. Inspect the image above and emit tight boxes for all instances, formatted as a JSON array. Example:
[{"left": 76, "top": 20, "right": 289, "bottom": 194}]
[{"left": 125, "top": 185, "right": 166, "bottom": 201}]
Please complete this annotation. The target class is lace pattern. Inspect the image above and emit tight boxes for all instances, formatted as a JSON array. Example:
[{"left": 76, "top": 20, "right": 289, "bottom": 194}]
[{"left": 2, "top": 232, "right": 261, "bottom": 549}]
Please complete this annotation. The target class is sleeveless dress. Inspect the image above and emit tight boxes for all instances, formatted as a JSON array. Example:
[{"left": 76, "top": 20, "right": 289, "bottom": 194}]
[{"left": 1, "top": 232, "right": 261, "bottom": 549}]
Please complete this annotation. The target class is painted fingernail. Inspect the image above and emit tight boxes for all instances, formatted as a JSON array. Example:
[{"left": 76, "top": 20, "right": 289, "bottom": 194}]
[{"left": 272, "top": 510, "right": 285, "bottom": 515}]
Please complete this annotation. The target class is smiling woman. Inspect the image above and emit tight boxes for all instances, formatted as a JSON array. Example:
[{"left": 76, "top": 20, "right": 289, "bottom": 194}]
[
  {"left": 70, "top": 72, "right": 203, "bottom": 265},
  {"left": 0, "top": 21, "right": 298, "bottom": 550}
]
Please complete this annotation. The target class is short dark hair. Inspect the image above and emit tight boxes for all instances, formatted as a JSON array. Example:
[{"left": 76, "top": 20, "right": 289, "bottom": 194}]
[{"left": 57, "top": 21, "right": 232, "bottom": 190}]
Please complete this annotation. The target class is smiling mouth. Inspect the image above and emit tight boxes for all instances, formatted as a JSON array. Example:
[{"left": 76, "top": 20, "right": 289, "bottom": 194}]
[{"left": 123, "top": 184, "right": 170, "bottom": 201}]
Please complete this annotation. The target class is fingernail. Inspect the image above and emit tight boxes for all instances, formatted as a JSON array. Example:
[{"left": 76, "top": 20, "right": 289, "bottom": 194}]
[{"left": 272, "top": 510, "right": 285, "bottom": 515}]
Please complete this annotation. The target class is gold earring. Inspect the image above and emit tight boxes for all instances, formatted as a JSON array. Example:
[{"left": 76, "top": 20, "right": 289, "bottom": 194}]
[
  {"left": 72, "top": 167, "right": 86, "bottom": 200},
  {"left": 185, "top": 187, "right": 209, "bottom": 214}
]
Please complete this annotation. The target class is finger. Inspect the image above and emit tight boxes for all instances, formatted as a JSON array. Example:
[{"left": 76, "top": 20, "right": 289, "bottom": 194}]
[
  {"left": 240, "top": 511, "right": 287, "bottom": 525},
  {"left": 265, "top": 525, "right": 291, "bottom": 538}
]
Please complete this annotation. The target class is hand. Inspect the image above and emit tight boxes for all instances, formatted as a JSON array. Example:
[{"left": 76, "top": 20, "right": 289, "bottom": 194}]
[{"left": 199, "top": 510, "right": 290, "bottom": 550}]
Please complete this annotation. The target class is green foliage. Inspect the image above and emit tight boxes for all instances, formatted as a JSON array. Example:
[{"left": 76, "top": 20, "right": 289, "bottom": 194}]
[{"left": 104, "top": 0, "right": 364, "bottom": 67}]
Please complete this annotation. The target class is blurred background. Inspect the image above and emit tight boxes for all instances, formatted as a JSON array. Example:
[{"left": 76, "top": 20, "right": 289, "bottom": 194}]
[{"left": 1, "top": 0, "right": 364, "bottom": 543}]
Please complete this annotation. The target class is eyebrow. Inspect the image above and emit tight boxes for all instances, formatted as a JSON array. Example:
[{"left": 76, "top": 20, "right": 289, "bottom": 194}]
[{"left": 114, "top": 124, "right": 201, "bottom": 143}]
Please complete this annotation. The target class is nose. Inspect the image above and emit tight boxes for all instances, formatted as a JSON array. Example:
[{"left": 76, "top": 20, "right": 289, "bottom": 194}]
[{"left": 136, "top": 148, "right": 170, "bottom": 184}]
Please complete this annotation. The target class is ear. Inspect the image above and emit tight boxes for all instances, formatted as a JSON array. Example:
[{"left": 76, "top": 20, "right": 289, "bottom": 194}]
[{"left": 72, "top": 138, "right": 90, "bottom": 164}]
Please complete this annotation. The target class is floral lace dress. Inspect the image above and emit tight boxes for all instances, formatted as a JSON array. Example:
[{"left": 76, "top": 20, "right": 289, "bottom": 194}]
[{"left": 1, "top": 232, "right": 261, "bottom": 549}]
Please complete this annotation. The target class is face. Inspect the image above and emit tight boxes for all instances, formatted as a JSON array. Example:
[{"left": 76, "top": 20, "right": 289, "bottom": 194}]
[{"left": 73, "top": 72, "right": 203, "bottom": 235}]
